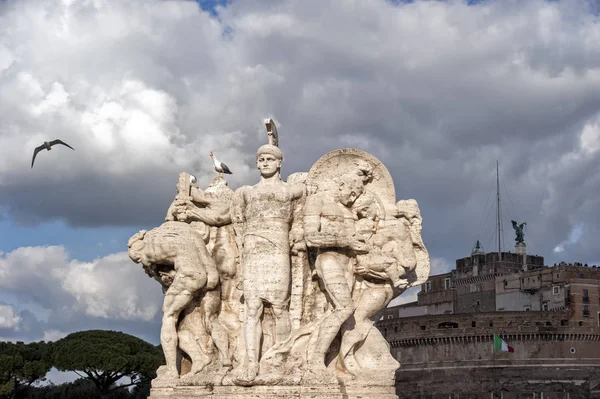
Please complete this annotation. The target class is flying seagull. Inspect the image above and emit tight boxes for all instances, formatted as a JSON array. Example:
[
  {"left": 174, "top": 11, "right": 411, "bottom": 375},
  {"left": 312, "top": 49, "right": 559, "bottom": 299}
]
[
  {"left": 209, "top": 152, "right": 232, "bottom": 175},
  {"left": 31, "top": 139, "right": 75, "bottom": 168}
]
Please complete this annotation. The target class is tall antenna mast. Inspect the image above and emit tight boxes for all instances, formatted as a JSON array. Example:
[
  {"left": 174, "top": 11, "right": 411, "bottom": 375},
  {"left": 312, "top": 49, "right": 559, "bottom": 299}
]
[{"left": 496, "top": 160, "right": 501, "bottom": 259}]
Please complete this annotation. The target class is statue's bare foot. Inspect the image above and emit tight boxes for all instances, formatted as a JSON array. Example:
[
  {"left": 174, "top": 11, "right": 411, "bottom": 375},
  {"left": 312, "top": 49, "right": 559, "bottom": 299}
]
[
  {"left": 221, "top": 362, "right": 233, "bottom": 372},
  {"left": 156, "top": 365, "right": 180, "bottom": 380},
  {"left": 302, "top": 363, "right": 338, "bottom": 385},
  {"left": 306, "top": 360, "right": 328, "bottom": 373},
  {"left": 232, "top": 362, "right": 259, "bottom": 386},
  {"left": 220, "top": 355, "right": 232, "bottom": 370},
  {"left": 189, "top": 359, "right": 210, "bottom": 376}
]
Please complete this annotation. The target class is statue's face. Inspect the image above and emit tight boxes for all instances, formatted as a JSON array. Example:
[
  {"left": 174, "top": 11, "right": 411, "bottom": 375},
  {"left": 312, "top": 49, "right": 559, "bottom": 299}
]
[
  {"left": 357, "top": 203, "right": 377, "bottom": 220},
  {"left": 339, "top": 181, "right": 363, "bottom": 207},
  {"left": 128, "top": 240, "right": 144, "bottom": 263},
  {"left": 257, "top": 153, "right": 282, "bottom": 177}
]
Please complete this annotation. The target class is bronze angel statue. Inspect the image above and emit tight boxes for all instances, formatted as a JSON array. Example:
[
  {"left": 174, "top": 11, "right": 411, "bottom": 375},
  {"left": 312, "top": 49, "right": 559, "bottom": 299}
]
[{"left": 511, "top": 220, "right": 526, "bottom": 243}]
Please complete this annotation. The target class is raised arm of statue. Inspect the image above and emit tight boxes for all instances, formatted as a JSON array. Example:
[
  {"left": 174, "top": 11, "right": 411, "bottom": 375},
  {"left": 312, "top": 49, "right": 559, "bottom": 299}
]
[
  {"left": 190, "top": 186, "right": 211, "bottom": 206},
  {"left": 185, "top": 204, "right": 232, "bottom": 226}
]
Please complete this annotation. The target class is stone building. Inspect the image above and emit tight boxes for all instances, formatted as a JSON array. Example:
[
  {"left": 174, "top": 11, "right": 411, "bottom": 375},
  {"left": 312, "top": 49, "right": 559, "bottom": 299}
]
[{"left": 377, "top": 246, "right": 600, "bottom": 399}]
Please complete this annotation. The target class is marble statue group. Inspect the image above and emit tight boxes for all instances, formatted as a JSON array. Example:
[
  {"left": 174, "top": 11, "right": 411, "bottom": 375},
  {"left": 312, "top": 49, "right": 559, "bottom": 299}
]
[{"left": 127, "top": 120, "right": 430, "bottom": 398}]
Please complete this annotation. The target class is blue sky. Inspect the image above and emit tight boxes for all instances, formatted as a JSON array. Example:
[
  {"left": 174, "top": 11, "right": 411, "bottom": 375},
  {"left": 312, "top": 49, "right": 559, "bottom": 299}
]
[
  {"left": 195, "top": 0, "right": 229, "bottom": 15},
  {"left": 1, "top": 0, "right": 600, "bottom": 357}
]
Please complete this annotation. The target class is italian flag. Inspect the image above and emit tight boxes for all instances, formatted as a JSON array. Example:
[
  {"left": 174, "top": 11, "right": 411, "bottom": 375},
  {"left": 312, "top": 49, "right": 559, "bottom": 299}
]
[{"left": 493, "top": 334, "right": 514, "bottom": 353}]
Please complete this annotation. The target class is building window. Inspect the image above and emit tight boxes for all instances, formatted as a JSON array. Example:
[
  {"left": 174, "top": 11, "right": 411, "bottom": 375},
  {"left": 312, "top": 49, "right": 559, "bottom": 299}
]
[
  {"left": 472, "top": 321, "right": 476, "bottom": 327},
  {"left": 553, "top": 286, "right": 560, "bottom": 295},
  {"left": 424, "top": 281, "right": 431, "bottom": 292},
  {"left": 561, "top": 319, "right": 568, "bottom": 326},
  {"left": 524, "top": 306, "right": 531, "bottom": 311},
  {"left": 542, "top": 303, "right": 549, "bottom": 311},
  {"left": 580, "top": 273, "right": 585, "bottom": 279},
  {"left": 583, "top": 289, "right": 589, "bottom": 303},
  {"left": 579, "top": 321, "right": 583, "bottom": 326},
  {"left": 387, "top": 315, "right": 393, "bottom": 319},
  {"left": 445, "top": 278, "right": 451, "bottom": 289},
  {"left": 438, "top": 322, "right": 458, "bottom": 329},
  {"left": 420, "top": 325, "right": 426, "bottom": 330},
  {"left": 584, "top": 305, "right": 590, "bottom": 317}
]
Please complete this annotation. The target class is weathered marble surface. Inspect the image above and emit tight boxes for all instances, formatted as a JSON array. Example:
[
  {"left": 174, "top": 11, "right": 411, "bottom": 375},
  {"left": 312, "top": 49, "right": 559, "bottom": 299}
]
[
  {"left": 149, "top": 382, "right": 398, "bottom": 398},
  {"left": 128, "top": 121, "right": 430, "bottom": 398}
]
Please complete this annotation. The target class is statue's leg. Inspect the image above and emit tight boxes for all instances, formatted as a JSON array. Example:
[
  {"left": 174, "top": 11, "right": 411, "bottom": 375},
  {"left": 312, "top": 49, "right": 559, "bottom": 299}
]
[
  {"left": 178, "top": 329, "right": 212, "bottom": 375},
  {"left": 271, "top": 303, "right": 291, "bottom": 344},
  {"left": 238, "top": 296, "right": 263, "bottom": 382},
  {"left": 338, "top": 285, "right": 391, "bottom": 369},
  {"left": 161, "top": 281, "right": 194, "bottom": 378},
  {"left": 307, "top": 253, "right": 354, "bottom": 371},
  {"left": 203, "top": 289, "right": 232, "bottom": 368}
]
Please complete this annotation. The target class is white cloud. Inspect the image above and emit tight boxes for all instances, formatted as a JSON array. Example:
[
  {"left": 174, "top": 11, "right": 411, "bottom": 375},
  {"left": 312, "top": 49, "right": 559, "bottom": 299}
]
[
  {"left": 62, "top": 252, "right": 160, "bottom": 320},
  {"left": 0, "top": 246, "right": 162, "bottom": 323},
  {"left": 0, "top": 304, "right": 21, "bottom": 329},
  {"left": 43, "top": 329, "right": 68, "bottom": 342},
  {"left": 580, "top": 121, "right": 600, "bottom": 156},
  {"left": 553, "top": 245, "right": 564, "bottom": 254},
  {"left": 553, "top": 223, "right": 585, "bottom": 255},
  {"left": 2, "top": 0, "right": 600, "bottom": 338}
]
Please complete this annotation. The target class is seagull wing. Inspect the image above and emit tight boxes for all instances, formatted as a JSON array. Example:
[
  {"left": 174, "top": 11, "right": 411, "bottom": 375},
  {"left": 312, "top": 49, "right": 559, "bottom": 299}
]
[
  {"left": 31, "top": 144, "right": 46, "bottom": 168},
  {"left": 220, "top": 162, "right": 233, "bottom": 174},
  {"left": 49, "top": 139, "right": 75, "bottom": 150}
]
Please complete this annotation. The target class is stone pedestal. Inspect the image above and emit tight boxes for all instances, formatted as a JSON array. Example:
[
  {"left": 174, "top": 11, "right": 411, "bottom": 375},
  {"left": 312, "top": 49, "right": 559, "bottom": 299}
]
[
  {"left": 149, "top": 383, "right": 398, "bottom": 399},
  {"left": 516, "top": 242, "right": 527, "bottom": 271}
]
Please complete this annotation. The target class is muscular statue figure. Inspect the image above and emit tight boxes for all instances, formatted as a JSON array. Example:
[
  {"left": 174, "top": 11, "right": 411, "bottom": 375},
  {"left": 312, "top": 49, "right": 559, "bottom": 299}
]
[
  {"left": 303, "top": 172, "right": 369, "bottom": 372},
  {"left": 128, "top": 221, "right": 219, "bottom": 379},
  {"left": 230, "top": 143, "right": 303, "bottom": 384},
  {"left": 168, "top": 176, "right": 240, "bottom": 372}
]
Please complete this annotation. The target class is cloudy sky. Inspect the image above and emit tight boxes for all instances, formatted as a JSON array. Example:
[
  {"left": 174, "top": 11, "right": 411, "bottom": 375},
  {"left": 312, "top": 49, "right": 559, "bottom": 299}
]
[{"left": 1, "top": 0, "right": 600, "bottom": 354}]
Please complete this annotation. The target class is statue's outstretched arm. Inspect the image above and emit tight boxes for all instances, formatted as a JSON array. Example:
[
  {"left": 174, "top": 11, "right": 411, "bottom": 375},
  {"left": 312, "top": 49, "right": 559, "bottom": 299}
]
[
  {"left": 185, "top": 206, "right": 231, "bottom": 227},
  {"left": 190, "top": 186, "right": 211, "bottom": 205}
]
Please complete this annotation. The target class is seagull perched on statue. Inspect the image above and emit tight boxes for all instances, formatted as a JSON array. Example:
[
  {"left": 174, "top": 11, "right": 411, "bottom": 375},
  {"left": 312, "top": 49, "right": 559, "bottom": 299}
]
[
  {"left": 31, "top": 139, "right": 75, "bottom": 168},
  {"left": 209, "top": 152, "right": 232, "bottom": 175}
]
